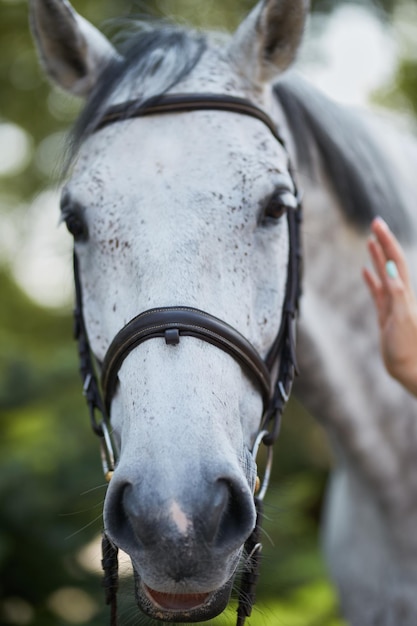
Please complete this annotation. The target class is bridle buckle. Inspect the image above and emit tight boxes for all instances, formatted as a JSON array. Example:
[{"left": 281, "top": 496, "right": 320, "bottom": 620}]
[
  {"left": 251, "top": 429, "right": 274, "bottom": 502},
  {"left": 100, "top": 420, "right": 117, "bottom": 483}
]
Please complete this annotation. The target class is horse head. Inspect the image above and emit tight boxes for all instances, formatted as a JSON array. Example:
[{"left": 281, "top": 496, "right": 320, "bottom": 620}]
[{"left": 30, "top": 0, "right": 308, "bottom": 621}]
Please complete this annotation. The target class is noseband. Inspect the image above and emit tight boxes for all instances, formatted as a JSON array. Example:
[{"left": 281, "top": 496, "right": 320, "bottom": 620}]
[{"left": 73, "top": 93, "right": 303, "bottom": 626}]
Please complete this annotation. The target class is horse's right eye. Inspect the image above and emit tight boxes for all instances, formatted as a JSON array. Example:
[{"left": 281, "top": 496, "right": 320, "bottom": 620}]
[
  {"left": 60, "top": 191, "right": 88, "bottom": 242},
  {"left": 64, "top": 213, "right": 88, "bottom": 241},
  {"left": 60, "top": 208, "right": 88, "bottom": 242}
]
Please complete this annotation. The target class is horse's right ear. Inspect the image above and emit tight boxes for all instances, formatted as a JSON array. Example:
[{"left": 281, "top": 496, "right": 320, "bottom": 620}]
[
  {"left": 228, "top": 0, "right": 310, "bottom": 85},
  {"left": 29, "top": 0, "right": 120, "bottom": 97}
]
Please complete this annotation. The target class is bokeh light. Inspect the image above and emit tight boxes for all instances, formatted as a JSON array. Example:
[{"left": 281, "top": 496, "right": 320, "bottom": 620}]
[{"left": 0, "top": 123, "right": 32, "bottom": 177}]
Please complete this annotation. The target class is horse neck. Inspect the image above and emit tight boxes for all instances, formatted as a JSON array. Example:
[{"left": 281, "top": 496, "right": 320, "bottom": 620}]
[
  {"left": 280, "top": 106, "right": 417, "bottom": 622},
  {"left": 285, "top": 108, "right": 417, "bottom": 527}
]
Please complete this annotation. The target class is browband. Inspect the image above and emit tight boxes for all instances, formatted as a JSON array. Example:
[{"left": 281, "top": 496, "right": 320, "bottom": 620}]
[{"left": 94, "top": 93, "right": 286, "bottom": 146}]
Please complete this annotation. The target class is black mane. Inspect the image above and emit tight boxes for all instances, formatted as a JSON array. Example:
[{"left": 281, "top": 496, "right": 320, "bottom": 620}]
[{"left": 275, "top": 76, "right": 411, "bottom": 239}]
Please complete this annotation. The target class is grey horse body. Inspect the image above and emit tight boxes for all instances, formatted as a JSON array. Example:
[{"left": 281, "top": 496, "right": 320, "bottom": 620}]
[{"left": 281, "top": 77, "right": 417, "bottom": 625}]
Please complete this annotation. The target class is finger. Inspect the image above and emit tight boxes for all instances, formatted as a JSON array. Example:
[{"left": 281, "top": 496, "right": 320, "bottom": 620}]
[
  {"left": 368, "top": 237, "right": 390, "bottom": 286},
  {"left": 362, "top": 267, "right": 388, "bottom": 327},
  {"left": 362, "top": 266, "right": 380, "bottom": 298},
  {"left": 368, "top": 238, "right": 409, "bottom": 308},
  {"left": 370, "top": 217, "right": 410, "bottom": 284},
  {"left": 366, "top": 238, "right": 408, "bottom": 318},
  {"left": 384, "top": 265, "right": 408, "bottom": 310}
]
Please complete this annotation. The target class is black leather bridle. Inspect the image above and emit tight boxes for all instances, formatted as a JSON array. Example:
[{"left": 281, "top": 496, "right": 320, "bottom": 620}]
[{"left": 73, "top": 93, "right": 303, "bottom": 626}]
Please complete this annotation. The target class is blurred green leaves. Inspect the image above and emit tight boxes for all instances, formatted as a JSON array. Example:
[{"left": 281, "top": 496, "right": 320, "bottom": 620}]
[{"left": 0, "top": 269, "right": 107, "bottom": 624}]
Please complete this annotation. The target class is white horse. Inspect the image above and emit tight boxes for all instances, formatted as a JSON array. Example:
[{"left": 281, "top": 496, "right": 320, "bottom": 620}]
[{"left": 30, "top": 0, "right": 417, "bottom": 624}]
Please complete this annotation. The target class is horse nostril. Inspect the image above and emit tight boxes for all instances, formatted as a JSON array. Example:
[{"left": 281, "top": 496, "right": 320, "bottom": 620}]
[
  {"left": 104, "top": 482, "right": 133, "bottom": 548},
  {"left": 202, "top": 481, "right": 229, "bottom": 544},
  {"left": 202, "top": 479, "right": 255, "bottom": 550},
  {"left": 105, "top": 480, "right": 154, "bottom": 552}
]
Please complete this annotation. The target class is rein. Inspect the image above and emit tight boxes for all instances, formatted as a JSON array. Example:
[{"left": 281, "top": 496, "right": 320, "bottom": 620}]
[{"left": 73, "top": 93, "right": 303, "bottom": 626}]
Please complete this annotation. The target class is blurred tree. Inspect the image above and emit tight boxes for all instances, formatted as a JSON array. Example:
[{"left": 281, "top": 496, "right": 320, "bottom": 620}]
[
  {"left": 371, "top": 1, "right": 417, "bottom": 115},
  {"left": 0, "top": 268, "right": 109, "bottom": 624},
  {"left": 396, "top": 58, "right": 417, "bottom": 115}
]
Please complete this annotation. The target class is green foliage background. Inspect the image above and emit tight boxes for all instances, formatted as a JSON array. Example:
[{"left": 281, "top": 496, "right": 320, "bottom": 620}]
[{"left": 1, "top": 1, "right": 416, "bottom": 625}]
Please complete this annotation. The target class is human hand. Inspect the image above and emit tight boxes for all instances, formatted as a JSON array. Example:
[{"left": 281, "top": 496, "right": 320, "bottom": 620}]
[{"left": 363, "top": 217, "right": 417, "bottom": 397}]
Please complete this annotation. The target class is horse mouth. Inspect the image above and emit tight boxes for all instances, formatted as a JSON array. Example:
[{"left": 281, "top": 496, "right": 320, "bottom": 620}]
[
  {"left": 135, "top": 574, "right": 234, "bottom": 622},
  {"left": 144, "top": 586, "right": 211, "bottom": 611}
]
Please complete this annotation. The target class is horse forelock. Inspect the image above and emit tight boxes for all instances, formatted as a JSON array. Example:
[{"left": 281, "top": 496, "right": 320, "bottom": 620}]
[
  {"left": 274, "top": 76, "right": 413, "bottom": 241},
  {"left": 66, "top": 23, "right": 207, "bottom": 166}
]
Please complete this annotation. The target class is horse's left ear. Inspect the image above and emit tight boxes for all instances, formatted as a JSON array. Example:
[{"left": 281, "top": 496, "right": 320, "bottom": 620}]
[
  {"left": 228, "top": 0, "right": 310, "bottom": 85},
  {"left": 29, "top": 0, "right": 120, "bottom": 97}
]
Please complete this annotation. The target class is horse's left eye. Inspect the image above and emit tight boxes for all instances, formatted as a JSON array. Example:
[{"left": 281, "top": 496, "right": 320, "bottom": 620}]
[{"left": 263, "top": 190, "right": 297, "bottom": 222}]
